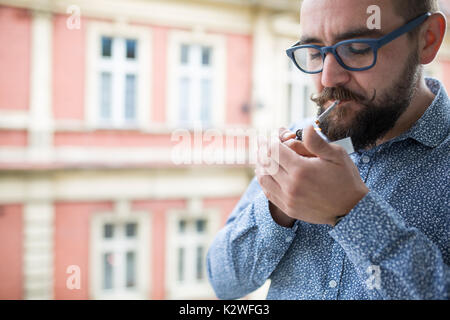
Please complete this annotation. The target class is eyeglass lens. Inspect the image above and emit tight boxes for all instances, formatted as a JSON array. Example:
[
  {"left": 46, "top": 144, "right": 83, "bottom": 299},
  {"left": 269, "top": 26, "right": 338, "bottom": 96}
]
[{"left": 293, "top": 42, "right": 375, "bottom": 72}]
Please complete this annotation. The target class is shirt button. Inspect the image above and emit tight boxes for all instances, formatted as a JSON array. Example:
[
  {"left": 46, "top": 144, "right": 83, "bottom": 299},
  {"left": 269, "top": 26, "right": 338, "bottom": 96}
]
[
  {"left": 361, "top": 156, "right": 371, "bottom": 164},
  {"left": 329, "top": 280, "right": 337, "bottom": 288},
  {"left": 285, "top": 236, "right": 293, "bottom": 243}
]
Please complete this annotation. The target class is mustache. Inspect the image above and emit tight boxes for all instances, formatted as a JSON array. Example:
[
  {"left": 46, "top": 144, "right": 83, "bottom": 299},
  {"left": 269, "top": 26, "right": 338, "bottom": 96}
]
[{"left": 311, "top": 87, "right": 372, "bottom": 106}]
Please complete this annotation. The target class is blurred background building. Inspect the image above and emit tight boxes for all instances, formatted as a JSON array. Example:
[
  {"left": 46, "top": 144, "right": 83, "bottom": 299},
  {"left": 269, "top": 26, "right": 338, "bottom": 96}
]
[{"left": 0, "top": 0, "right": 449, "bottom": 300}]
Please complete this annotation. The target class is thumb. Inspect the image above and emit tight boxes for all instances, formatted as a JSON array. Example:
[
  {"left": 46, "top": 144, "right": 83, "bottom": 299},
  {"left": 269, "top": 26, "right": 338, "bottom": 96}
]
[
  {"left": 303, "top": 125, "right": 341, "bottom": 161},
  {"left": 283, "top": 139, "right": 316, "bottom": 158}
]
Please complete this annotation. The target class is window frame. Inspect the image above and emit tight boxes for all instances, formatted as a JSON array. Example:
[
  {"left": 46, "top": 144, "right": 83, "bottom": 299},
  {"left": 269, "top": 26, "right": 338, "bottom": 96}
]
[
  {"left": 165, "top": 200, "right": 220, "bottom": 299},
  {"left": 90, "top": 209, "right": 151, "bottom": 300},
  {"left": 167, "top": 30, "right": 226, "bottom": 130},
  {"left": 286, "top": 59, "right": 317, "bottom": 124},
  {"left": 177, "top": 44, "right": 214, "bottom": 127},
  {"left": 85, "top": 22, "right": 151, "bottom": 130}
]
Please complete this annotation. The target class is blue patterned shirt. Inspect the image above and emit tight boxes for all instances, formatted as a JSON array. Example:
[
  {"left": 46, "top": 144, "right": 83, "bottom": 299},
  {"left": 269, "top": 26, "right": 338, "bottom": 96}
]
[{"left": 206, "top": 78, "right": 449, "bottom": 300}]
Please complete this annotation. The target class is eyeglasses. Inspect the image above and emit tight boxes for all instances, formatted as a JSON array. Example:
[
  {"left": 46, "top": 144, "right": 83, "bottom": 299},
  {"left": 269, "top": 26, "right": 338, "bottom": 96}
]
[{"left": 286, "top": 12, "right": 431, "bottom": 74}]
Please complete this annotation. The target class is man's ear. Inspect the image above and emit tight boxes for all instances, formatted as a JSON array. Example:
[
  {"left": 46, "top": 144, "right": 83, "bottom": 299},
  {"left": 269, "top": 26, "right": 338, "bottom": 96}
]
[{"left": 420, "top": 12, "right": 447, "bottom": 65}]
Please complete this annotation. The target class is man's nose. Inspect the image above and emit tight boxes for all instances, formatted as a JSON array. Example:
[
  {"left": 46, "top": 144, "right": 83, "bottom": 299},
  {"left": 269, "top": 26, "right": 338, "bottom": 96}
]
[{"left": 320, "top": 53, "right": 351, "bottom": 88}]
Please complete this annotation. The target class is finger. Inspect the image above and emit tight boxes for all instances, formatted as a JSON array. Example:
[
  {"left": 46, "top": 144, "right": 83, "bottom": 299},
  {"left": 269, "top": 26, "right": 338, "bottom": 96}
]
[
  {"left": 255, "top": 170, "right": 289, "bottom": 213},
  {"left": 256, "top": 150, "right": 289, "bottom": 184},
  {"left": 279, "top": 128, "right": 296, "bottom": 142},
  {"left": 257, "top": 140, "right": 271, "bottom": 167},
  {"left": 303, "top": 125, "right": 343, "bottom": 162},
  {"left": 268, "top": 138, "right": 308, "bottom": 173},
  {"left": 256, "top": 147, "right": 286, "bottom": 179},
  {"left": 255, "top": 166, "right": 281, "bottom": 190},
  {"left": 257, "top": 134, "right": 269, "bottom": 155},
  {"left": 283, "top": 139, "right": 316, "bottom": 158}
]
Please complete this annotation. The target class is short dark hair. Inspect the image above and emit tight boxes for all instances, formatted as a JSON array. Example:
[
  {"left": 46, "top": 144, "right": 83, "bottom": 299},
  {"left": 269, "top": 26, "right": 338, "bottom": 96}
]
[
  {"left": 392, "top": 0, "right": 439, "bottom": 21},
  {"left": 392, "top": 0, "right": 439, "bottom": 37}
]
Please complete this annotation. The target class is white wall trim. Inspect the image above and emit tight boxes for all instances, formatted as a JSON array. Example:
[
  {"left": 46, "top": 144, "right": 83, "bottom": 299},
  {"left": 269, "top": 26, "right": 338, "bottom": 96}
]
[
  {"left": 251, "top": 10, "right": 276, "bottom": 130},
  {"left": 28, "top": 10, "right": 54, "bottom": 162},
  {"left": 0, "top": 146, "right": 250, "bottom": 166},
  {"left": 0, "top": 169, "right": 250, "bottom": 204},
  {"left": 274, "top": 37, "right": 294, "bottom": 127},
  {"left": 271, "top": 13, "right": 300, "bottom": 38},
  {"left": 23, "top": 200, "right": 54, "bottom": 299},
  {"left": 0, "top": 0, "right": 255, "bottom": 35},
  {"left": 0, "top": 110, "right": 30, "bottom": 129}
]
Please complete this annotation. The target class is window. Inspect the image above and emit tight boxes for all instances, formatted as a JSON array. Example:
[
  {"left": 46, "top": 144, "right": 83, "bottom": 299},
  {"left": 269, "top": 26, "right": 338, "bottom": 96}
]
[
  {"left": 90, "top": 211, "right": 150, "bottom": 300},
  {"left": 286, "top": 60, "right": 316, "bottom": 124},
  {"left": 175, "top": 217, "right": 208, "bottom": 284},
  {"left": 166, "top": 206, "right": 220, "bottom": 299},
  {"left": 100, "top": 72, "right": 112, "bottom": 120},
  {"left": 97, "top": 36, "right": 139, "bottom": 127},
  {"left": 99, "top": 221, "right": 139, "bottom": 294},
  {"left": 101, "top": 36, "right": 112, "bottom": 57},
  {"left": 125, "top": 74, "right": 137, "bottom": 121},
  {"left": 126, "top": 39, "right": 137, "bottom": 59},
  {"left": 85, "top": 22, "right": 151, "bottom": 130},
  {"left": 167, "top": 32, "right": 225, "bottom": 129},
  {"left": 177, "top": 44, "right": 213, "bottom": 127}
]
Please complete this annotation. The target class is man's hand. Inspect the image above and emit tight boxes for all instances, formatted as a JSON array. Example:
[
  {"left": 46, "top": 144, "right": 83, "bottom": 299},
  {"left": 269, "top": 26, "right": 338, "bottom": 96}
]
[
  {"left": 255, "top": 126, "right": 369, "bottom": 226},
  {"left": 261, "top": 128, "right": 314, "bottom": 228}
]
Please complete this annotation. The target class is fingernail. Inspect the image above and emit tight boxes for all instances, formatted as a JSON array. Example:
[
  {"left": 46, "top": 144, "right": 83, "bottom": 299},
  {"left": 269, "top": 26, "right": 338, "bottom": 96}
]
[{"left": 282, "top": 131, "right": 292, "bottom": 140}]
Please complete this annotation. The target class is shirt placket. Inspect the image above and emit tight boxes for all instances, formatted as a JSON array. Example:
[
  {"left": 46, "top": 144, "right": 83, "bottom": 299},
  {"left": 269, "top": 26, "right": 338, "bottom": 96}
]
[
  {"left": 323, "top": 241, "right": 346, "bottom": 300},
  {"left": 354, "top": 150, "right": 376, "bottom": 183},
  {"left": 324, "top": 150, "right": 376, "bottom": 300}
]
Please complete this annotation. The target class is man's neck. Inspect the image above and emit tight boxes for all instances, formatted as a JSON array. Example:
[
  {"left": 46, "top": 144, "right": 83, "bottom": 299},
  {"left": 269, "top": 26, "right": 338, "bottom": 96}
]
[{"left": 376, "top": 78, "right": 436, "bottom": 146}]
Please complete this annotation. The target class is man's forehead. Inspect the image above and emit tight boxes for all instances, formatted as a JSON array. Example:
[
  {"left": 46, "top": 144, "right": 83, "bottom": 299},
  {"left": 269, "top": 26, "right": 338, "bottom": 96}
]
[
  {"left": 301, "top": 0, "right": 393, "bottom": 17},
  {"left": 297, "top": 28, "right": 385, "bottom": 46},
  {"left": 299, "top": 0, "right": 397, "bottom": 44}
]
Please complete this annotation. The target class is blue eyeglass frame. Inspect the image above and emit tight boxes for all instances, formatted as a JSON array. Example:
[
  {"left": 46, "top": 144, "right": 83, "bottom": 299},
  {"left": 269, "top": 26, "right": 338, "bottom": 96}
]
[{"left": 286, "top": 12, "right": 432, "bottom": 74}]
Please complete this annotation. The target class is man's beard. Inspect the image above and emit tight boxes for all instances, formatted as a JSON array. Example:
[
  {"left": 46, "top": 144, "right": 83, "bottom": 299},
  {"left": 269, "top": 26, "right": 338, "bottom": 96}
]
[{"left": 311, "top": 50, "right": 421, "bottom": 151}]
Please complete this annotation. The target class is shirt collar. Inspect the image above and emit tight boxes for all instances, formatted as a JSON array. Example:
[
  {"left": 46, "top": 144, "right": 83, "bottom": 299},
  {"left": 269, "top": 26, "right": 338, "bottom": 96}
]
[{"left": 389, "top": 77, "right": 450, "bottom": 148}]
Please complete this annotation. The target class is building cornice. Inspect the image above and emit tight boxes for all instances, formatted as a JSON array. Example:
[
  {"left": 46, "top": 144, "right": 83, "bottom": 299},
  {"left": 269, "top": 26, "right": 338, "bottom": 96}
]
[{"left": 0, "top": 0, "right": 300, "bottom": 35}]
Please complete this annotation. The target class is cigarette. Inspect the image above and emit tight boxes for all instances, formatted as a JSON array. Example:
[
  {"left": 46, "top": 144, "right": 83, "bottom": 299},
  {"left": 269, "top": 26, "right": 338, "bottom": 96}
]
[
  {"left": 316, "top": 100, "right": 340, "bottom": 125},
  {"left": 295, "top": 100, "right": 340, "bottom": 142},
  {"left": 313, "top": 100, "right": 340, "bottom": 142},
  {"left": 312, "top": 124, "right": 331, "bottom": 143},
  {"left": 294, "top": 99, "right": 355, "bottom": 154}
]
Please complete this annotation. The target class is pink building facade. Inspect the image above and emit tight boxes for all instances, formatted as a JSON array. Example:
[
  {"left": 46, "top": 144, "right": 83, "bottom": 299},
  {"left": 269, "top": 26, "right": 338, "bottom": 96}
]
[
  {"left": 0, "top": 0, "right": 449, "bottom": 300},
  {"left": 0, "top": 0, "right": 304, "bottom": 300}
]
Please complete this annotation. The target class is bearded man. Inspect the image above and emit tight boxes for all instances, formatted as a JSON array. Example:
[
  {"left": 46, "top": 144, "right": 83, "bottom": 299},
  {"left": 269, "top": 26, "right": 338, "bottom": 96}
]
[{"left": 207, "top": 0, "right": 449, "bottom": 299}]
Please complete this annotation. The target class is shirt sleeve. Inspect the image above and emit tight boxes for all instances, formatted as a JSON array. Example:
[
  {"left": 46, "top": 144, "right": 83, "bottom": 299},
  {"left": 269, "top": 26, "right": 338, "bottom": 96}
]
[
  {"left": 329, "top": 190, "right": 449, "bottom": 300},
  {"left": 206, "top": 177, "right": 298, "bottom": 300}
]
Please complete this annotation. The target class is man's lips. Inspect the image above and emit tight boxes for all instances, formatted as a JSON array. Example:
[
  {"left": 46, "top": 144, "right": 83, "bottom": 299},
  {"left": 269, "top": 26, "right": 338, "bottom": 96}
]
[{"left": 324, "top": 100, "right": 345, "bottom": 110}]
